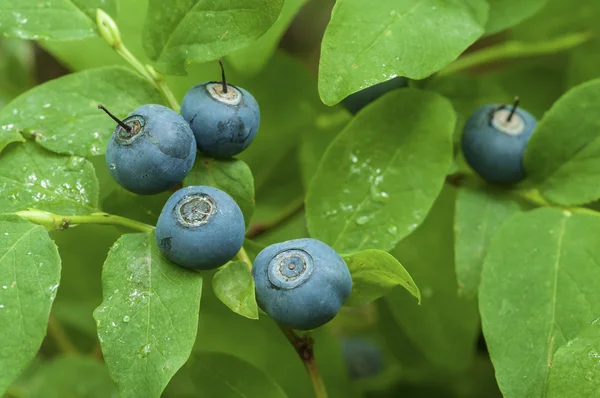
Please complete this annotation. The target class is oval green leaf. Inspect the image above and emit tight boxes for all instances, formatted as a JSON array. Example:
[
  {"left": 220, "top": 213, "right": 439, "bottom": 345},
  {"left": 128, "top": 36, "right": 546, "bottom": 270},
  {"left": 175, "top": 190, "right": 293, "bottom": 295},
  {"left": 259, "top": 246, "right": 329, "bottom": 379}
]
[
  {"left": 166, "top": 352, "right": 288, "bottom": 397},
  {"left": 343, "top": 249, "right": 420, "bottom": 307},
  {"left": 0, "top": 142, "right": 99, "bottom": 215},
  {"left": 183, "top": 157, "right": 255, "bottom": 228},
  {"left": 306, "top": 88, "right": 455, "bottom": 254},
  {"left": 479, "top": 207, "right": 600, "bottom": 397},
  {"left": 0, "top": 66, "right": 163, "bottom": 157},
  {"left": 0, "top": 215, "right": 61, "bottom": 394},
  {"left": 548, "top": 321, "right": 600, "bottom": 397},
  {"left": 454, "top": 185, "right": 520, "bottom": 298},
  {"left": 212, "top": 260, "right": 258, "bottom": 320},
  {"left": 143, "top": 0, "right": 284, "bottom": 75},
  {"left": 0, "top": 0, "right": 116, "bottom": 40},
  {"left": 318, "top": 0, "right": 486, "bottom": 105},
  {"left": 485, "top": 0, "right": 547, "bottom": 34},
  {"left": 93, "top": 232, "right": 203, "bottom": 398},
  {"left": 524, "top": 79, "right": 600, "bottom": 206}
]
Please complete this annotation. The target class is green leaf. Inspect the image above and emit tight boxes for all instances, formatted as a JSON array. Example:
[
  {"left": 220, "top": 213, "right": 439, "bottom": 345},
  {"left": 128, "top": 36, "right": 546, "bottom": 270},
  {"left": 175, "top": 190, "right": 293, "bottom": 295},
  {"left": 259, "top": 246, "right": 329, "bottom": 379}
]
[
  {"left": 343, "top": 249, "right": 420, "bottom": 307},
  {"left": 0, "top": 142, "right": 99, "bottom": 215},
  {"left": 479, "top": 207, "right": 600, "bottom": 397},
  {"left": 567, "top": 39, "right": 600, "bottom": 89},
  {"left": 0, "top": 214, "right": 61, "bottom": 394},
  {"left": 548, "top": 321, "right": 600, "bottom": 397},
  {"left": 212, "top": 260, "right": 258, "bottom": 320},
  {"left": 0, "top": 39, "right": 35, "bottom": 105},
  {"left": 165, "top": 352, "right": 288, "bottom": 397},
  {"left": 524, "top": 79, "right": 600, "bottom": 206},
  {"left": 485, "top": 0, "right": 547, "bottom": 34},
  {"left": 306, "top": 88, "right": 455, "bottom": 254},
  {"left": 299, "top": 110, "right": 351, "bottom": 189},
  {"left": 318, "top": 0, "right": 486, "bottom": 105},
  {"left": 93, "top": 232, "right": 203, "bottom": 398},
  {"left": 0, "top": 0, "right": 116, "bottom": 40},
  {"left": 0, "top": 66, "right": 163, "bottom": 157},
  {"left": 384, "top": 187, "right": 480, "bottom": 372},
  {"left": 183, "top": 157, "right": 255, "bottom": 228},
  {"left": 454, "top": 186, "right": 520, "bottom": 298},
  {"left": 228, "top": 0, "right": 308, "bottom": 75},
  {"left": 143, "top": 0, "right": 284, "bottom": 75},
  {"left": 26, "top": 355, "right": 118, "bottom": 398}
]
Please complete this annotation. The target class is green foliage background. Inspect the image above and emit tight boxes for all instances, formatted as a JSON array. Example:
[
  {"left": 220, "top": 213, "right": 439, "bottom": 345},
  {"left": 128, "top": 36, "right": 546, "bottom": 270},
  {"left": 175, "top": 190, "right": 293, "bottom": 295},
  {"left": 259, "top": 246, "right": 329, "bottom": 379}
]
[{"left": 1, "top": 0, "right": 600, "bottom": 397}]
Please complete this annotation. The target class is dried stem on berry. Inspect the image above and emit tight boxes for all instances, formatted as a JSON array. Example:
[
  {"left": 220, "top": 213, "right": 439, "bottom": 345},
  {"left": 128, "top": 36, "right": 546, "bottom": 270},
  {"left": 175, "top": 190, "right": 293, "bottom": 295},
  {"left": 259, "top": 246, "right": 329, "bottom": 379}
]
[
  {"left": 507, "top": 96, "right": 520, "bottom": 122},
  {"left": 98, "top": 104, "right": 132, "bottom": 132},
  {"left": 218, "top": 59, "right": 228, "bottom": 94}
]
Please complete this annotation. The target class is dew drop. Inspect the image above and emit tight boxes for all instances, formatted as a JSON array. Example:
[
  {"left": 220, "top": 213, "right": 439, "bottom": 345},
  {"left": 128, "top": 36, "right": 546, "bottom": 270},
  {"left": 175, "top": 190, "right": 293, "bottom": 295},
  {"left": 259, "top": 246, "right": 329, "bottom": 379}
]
[
  {"left": 123, "top": 315, "right": 130, "bottom": 323},
  {"left": 356, "top": 215, "right": 371, "bottom": 225},
  {"left": 0, "top": 304, "right": 4, "bottom": 309},
  {"left": 109, "top": 163, "right": 116, "bottom": 170}
]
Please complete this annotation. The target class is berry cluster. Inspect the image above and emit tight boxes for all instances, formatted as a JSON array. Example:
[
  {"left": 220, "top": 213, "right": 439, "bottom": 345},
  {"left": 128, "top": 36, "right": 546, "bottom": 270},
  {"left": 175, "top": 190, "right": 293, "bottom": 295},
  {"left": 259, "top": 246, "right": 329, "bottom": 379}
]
[{"left": 101, "top": 61, "right": 352, "bottom": 331}]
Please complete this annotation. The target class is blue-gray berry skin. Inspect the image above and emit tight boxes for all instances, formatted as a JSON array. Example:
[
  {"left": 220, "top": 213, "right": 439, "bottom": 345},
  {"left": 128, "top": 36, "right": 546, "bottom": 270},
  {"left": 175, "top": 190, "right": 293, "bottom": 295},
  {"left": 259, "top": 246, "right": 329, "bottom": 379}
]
[
  {"left": 252, "top": 238, "right": 352, "bottom": 330},
  {"left": 341, "top": 77, "right": 409, "bottom": 114},
  {"left": 105, "top": 104, "right": 196, "bottom": 195},
  {"left": 180, "top": 82, "right": 260, "bottom": 158},
  {"left": 155, "top": 185, "right": 245, "bottom": 270},
  {"left": 461, "top": 104, "right": 537, "bottom": 184},
  {"left": 341, "top": 338, "right": 384, "bottom": 380}
]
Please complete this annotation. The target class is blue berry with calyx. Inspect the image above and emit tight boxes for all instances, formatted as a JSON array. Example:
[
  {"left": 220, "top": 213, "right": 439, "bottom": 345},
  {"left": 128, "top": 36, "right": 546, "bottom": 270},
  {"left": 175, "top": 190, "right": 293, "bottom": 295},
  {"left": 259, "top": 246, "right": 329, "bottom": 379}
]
[
  {"left": 180, "top": 60, "right": 260, "bottom": 159},
  {"left": 101, "top": 104, "right": 196, "bottom": 195},
  {"left": 155, "top": 185, "right": 245, "bottom": 270},
  {"left": 461, "top": 97, "right": 537, "bottom": 185},
  {"left": 252, "top": 238, "right": 352, "bottom": 331}
]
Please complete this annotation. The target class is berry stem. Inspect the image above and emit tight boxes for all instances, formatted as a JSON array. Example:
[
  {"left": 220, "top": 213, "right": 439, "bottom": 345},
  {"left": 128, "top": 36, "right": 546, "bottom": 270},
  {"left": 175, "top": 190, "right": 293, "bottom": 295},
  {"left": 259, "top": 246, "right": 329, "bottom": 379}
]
[
  {"left": 98, "top": 104, "right": 132, "bottom": 131},
  {"left": 280, "top": 327, "right": 328, "bottom": 398},
  {"left": 96, "top": 9, "right": 181, "bottom": 112},
  {"left": 437, "top": 31, "right": 594, "bottom": 77},
  {"left": 507, "top": 96, "right": 520, "bottom": 122},
  {"left": 218, "top": 59, "right": 228, "bottom": 94},
  {"left": 15, "top": 209, "right": 155, "bottom": 233},
  {"left": 246, "top": 196, "right": 305, "bottom": 239}
]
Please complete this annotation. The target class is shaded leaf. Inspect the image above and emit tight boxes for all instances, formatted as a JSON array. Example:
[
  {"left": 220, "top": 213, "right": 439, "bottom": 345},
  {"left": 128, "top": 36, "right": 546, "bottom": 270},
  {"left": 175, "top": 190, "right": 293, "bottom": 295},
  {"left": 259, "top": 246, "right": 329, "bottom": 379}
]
[
  {"left": 485, "top": 0, "right": 547, "bottom": 34},
  {"left": 343, "top": 249, "right": 420, "bottom": 307},
  {"left": 26, "top": 355, "right": 118, "bottom": 398},
  {"left": 479, "top": 207, "right": 600, "bottom": 397},
  {"left": 212, "top": 260, "right": 258, "bottom": 320},
  {"left": 0, "top": 0, "right": 116, "bottom": 40},
  {"left": 143, "top": 0, "right": 284, "bottom": 75},
  {"left": 183, "top": 157, "right": 255, "bottom": 228},
  {"left": 318, "top": 0, "right": 486, "bottom": 105},
  {"left": 93, "top": 233, "right": 202, "bottom": 398},
  {"left": 0, "top": 66, "right": 163, "bottom": 157},
  {"left": 454, "top": 185, "right": 520, "bottom": 298},
  {"left": 0, "top": 142, "right": 98, "bottom": 215},
  {"left": 306, "top": 88, "right": 455, "bottom": 254},
  {"left": 384, "top": 187, "right": 480, "bottom": 372},
  {"left": 0, "top": 215, "right": 61, "bottom": 394},
  {"left": 524, "top": 79, "right": 600, "bottom": 206}
]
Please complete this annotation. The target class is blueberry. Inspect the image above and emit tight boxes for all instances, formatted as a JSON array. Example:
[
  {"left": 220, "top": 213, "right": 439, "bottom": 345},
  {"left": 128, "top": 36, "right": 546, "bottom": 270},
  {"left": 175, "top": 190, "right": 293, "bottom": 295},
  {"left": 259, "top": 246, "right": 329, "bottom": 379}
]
[
  {"left": 252, "top": 238, "right": 352, "bottom": 330},
  {"left": 341, "top": 77, "right": 409, "bottom": 114},
  {"left": 180, "top": 61, "right": 260, "bottom": 158},
  {"left": 155, "top": 185, "right": 245, "bottom": 270},
  {"left": 341, "top": 337, "right": 384, "bottom": 380},
  {"left": 461, "top": 100, "right": 537, "bottom": 184},
  {"left": 101, "top": 104, "right": 196, "bottom": 195}
]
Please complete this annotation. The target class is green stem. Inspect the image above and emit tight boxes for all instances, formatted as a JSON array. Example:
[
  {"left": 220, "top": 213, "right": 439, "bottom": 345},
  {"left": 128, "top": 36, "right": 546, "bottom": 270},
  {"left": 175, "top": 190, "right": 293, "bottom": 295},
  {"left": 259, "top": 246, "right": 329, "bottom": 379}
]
[
  {"left": 439, "top": 31, "right": 594, "bottom": 77},
  {"left": 236, "top": 246, "right": 252, "bottom": 270},
  {"left": 16, "top": 209, "right": 154, "bottom": 233},
  {"left": 246, "top": 197, "right": 305, "bottom": 239},
  {"left": 96, "top": 9, "right": 181, "bottom": 111},
  {"left": 47, "top": 315, "right": 78, "bottom": 355},
  {"left": 280, "top": 326, "right": 328, "bottom": 398}
]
